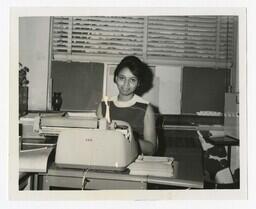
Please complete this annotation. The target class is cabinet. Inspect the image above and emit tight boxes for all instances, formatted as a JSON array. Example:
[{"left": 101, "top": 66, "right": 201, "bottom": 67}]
[
  {"left": 224, "top": 92, "right": 239, "bottom": 174},
  {"left": 224, "top": 93, "right": 239, "bottom": 139}
]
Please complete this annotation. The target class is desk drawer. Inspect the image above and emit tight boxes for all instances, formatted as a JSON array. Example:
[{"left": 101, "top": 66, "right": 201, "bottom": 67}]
[{"left": 39, "top": 175, "right": 147, "bottom": 190}]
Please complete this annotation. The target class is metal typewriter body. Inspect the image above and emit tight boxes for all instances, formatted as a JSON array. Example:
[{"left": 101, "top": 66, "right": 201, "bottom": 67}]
[{"left": 34, "top": 114, "right": 138, "bottom": 171}]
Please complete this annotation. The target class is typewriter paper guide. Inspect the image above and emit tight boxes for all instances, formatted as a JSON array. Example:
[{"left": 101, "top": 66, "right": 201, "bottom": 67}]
[{"left": 55, "top": 128, "right": 138, "bottom": 171}]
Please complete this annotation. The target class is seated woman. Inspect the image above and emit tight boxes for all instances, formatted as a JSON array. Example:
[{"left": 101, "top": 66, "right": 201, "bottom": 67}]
[{"left": 97, "top": 56, "right": 157, "bottom": 155}]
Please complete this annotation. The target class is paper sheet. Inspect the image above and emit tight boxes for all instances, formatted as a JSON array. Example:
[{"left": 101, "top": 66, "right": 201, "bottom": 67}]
[
  {"left": 19, "top": 147, "right": 54, "bottom": 173},
  {"left": 209, "top": 130, "right": 225, "bottom": 138},
  {"left": 66, "top": 112, "right": 97, "bottom": 118}
]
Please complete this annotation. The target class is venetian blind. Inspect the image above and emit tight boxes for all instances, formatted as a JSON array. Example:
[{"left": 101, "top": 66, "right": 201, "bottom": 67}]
[
  {"left": 147, "top": 16, "right": 235, "bottom": 64},
  {"left": 51, "top": 16, "right": 236, "bottom": 66},
  {"left": 52, "top": 16, "right": 145, "bottom": 60}
]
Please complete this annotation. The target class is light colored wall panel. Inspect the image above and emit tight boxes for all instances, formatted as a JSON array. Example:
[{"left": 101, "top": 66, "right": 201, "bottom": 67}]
[
  {"left": 19, "top": 17, "right": 50, "bottom": 110},
  {"left": 155, "top": 65, "right": 182, "bottom": 114}
]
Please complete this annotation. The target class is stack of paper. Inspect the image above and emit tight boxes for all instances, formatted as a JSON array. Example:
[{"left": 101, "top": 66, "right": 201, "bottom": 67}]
[
  {"left": 128, "top": 155, "right": 174, "bottom": 178},
  {"left": 196, "top": 111, "right": 223, "bottom": 116},
  {"left": 209, "top": 130, "right": 225, "bottom": 138}
]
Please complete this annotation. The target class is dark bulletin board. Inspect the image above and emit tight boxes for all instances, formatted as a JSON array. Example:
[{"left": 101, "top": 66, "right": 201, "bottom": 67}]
[
  {"left": 181, "top": 67, "right": 229, "bottom": 114},
  {"left": 51, "top": 61, "right": 104, "bottom": 111}
]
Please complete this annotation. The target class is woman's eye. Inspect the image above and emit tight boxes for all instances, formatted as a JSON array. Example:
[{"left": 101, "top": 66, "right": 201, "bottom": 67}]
[
  {"left": 130, "top": 78, "right": 137, "bottom": 83},
  {"left": 118, "top": 76, "right": 125, "bottom": 81}
]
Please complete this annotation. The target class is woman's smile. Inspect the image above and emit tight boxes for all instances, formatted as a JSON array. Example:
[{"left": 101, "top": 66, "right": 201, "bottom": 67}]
[{"left": 116, "top": 67, "right": 139, "bottom": 100}]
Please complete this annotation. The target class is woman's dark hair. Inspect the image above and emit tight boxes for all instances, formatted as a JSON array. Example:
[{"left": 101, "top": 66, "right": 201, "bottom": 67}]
[
  {"left": 114, "top": 56, "right": 143, "bottom": 84},
  {"left": 114, "top": 55, "right": 154, "bottom": 95}
]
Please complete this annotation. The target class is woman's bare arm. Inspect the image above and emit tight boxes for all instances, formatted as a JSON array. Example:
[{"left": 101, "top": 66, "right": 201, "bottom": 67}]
[{"left": 138, "top": 104, "right": 157, "bottom": 155}]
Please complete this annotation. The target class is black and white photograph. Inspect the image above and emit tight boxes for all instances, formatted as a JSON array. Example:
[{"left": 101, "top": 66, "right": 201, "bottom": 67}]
[{"left": 8, "top": 6, "right": 248, "bottom": 201}]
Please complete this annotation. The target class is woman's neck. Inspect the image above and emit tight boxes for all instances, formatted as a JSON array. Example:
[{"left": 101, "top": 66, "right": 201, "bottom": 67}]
[{"left": 117, "top": 94, "right": 134, "bottom": 102}]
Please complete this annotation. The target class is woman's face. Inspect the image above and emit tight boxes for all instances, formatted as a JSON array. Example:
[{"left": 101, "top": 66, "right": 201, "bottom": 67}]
[{"left": 115, "top": 67, "right": 139, "bottom": 97}]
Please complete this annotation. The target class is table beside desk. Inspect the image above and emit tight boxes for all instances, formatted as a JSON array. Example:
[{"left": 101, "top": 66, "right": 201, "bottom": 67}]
[
  {"left": 206, "top": 135, "right": 239, "bottom": 167},
  {"left": 35, "top": 156, "right": 203, "bottom": 190}
]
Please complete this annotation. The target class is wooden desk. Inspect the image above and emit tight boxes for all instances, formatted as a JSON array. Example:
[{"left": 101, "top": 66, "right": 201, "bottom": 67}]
[{"left": 35, "top": 156, "right": 203, "bottom": 190}]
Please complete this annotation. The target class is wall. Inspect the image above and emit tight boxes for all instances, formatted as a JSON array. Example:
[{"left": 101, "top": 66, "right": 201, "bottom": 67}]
[{"left": 19, "top": 17, "right": 50, "bottom": 110}]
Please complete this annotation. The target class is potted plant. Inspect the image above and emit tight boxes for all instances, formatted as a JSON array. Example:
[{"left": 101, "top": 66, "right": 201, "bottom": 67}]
[{"left": 19, "top": 63, "right": 29, "bottom": 116}]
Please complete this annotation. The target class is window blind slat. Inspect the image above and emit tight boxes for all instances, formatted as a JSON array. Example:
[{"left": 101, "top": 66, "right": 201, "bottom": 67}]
[
  {"left": 147, "top": 48, "right": 216, "bottom": 55},
  {"left": 71, "top": 48, "right": 142, "bottom": 55},
  {"left": 72, "top": 21, "right": 144, "bottom": 29},
  {"left": 149, "top": 20, "right": 217, "bottom": 28},
  {"left": 148, "top": 38, "right": 216, "bottom": 45},
  {"left": 148, "top": 27, "right": 217, "bottom": 35},
  {"left": 72, "top": 43, "right": 143, "bottom": 50},
  {"left": 72, "top": 26, "right": 144, "bottom": 34},
  {"left": 73, "top": 16, "right": 145, "bottom": 24},
  {"left": 149, "top": 16, "right": 217, "bottom": 22},
  {"left": 72, "top": 39, "right": 143, "bottom": 46}
]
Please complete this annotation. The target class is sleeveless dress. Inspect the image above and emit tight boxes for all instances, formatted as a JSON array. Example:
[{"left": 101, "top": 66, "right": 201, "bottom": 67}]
[{"left": 101, "top": 95, "right": 149, "bottom": 143}]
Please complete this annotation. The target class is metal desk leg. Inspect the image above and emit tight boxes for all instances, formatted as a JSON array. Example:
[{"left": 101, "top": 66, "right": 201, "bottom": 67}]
[
  {"left": 29, "top": 174, "right": 34, "bottom": 190},
  {"left": 29, "top": 173, "right": 39, "bottom": 190},
  {"left": 227, "top": 145, "right": 231, "bottom": 168}
]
